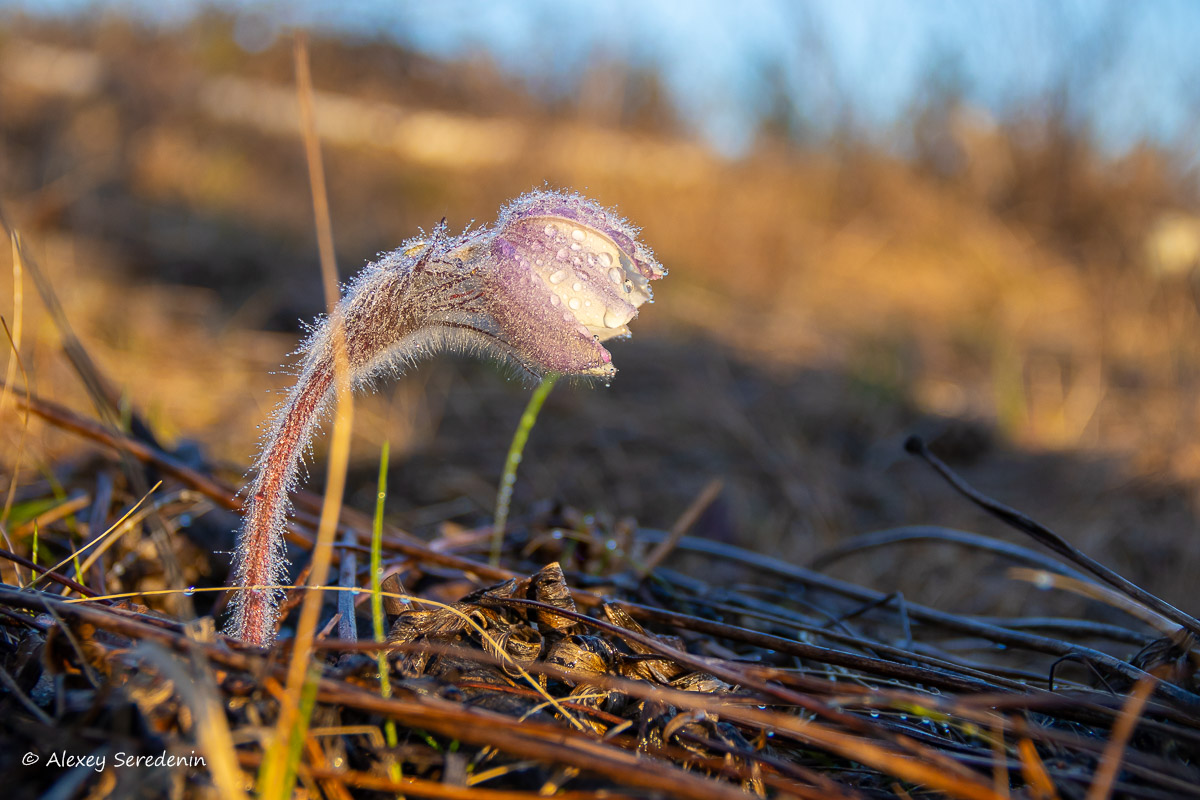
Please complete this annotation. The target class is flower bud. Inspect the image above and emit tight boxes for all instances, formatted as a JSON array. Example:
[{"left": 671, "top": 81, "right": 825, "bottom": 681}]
[{"left": 476, "top": 190, "right": 665, "bottom": 378}]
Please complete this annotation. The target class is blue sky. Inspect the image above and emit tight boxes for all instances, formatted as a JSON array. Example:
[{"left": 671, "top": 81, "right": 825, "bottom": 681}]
[{"left": 5, "top": 0, "right": 1200, "bottom": 158}]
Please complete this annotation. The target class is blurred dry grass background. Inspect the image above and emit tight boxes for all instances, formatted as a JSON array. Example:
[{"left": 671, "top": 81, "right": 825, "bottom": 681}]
[{"left": 2, "top": 13, "right": 1200, "bottom": 623}]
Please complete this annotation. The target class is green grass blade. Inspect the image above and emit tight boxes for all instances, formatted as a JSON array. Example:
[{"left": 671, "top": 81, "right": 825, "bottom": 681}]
[
  {"left": 370, "top": 441, "right": 402, "bottom": 786},
  {"left": 490, "top": 372, "right": 558, "bottom": 566}
]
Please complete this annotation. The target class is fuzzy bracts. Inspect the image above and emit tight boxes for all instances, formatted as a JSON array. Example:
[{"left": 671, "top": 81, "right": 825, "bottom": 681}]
[{"left": 226, "top": 190, "right": 665, "bottom": 645}]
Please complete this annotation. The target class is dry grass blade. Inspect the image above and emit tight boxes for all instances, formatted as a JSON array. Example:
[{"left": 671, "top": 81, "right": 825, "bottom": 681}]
[
  {"left": 23, "top": 481, "right": 161, "bottom": 591},
  {"left": 134, "top": 641, "right": 251, "bottom": 800},
  {"left": 637, "top": 477, "right": 723, "bottom": 577},
  {"left": 1008, "top": 567, "right": 1182, "bottom": 635},
  {"left": 1084, "top": 674, "right": 1159, "bottom": 800},
  {"left": 1, "top": 232, "right": 28, "bottom": 533},
  {"left": 261, "top": 32, "right": 356, "bottom": 799}
]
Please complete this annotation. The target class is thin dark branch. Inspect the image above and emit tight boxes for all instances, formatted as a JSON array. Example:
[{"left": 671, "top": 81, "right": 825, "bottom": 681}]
[{"left": 904, "top": 435, "right": 1200, "bottom": 638}]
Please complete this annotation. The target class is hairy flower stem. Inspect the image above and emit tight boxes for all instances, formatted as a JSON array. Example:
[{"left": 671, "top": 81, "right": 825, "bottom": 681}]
[{"left": 232, "top": 363, "right": 333, "bottom": 645}]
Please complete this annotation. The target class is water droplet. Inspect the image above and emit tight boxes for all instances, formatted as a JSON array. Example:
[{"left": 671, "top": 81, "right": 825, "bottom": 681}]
[
  {"left": 503, "top": 474, "right": 517, "bottom": 486},
  {"left": 556, "top": 248, "right": 568, "bottom": 260},
  {"left": 608, "top": 267, "right": 622, "bottom": 283},
  {"left": 571, "top": 229, "right": 585, "bottom": 242},
  {"left": 603, "top": 308, "right": 630, "bottom": 328},
  {"left": 349, "top": 587, "right": 361, "bottom": 596},
  {"left": 869, "top": 711, "right": 880, "bottom": 718},
  {"left": 563, "top": 312, "right": 573, "bottom": 322},
  {"left": 599, "top": 252, "right": 613, "bottom": 267},
  {"left": 551, "top": 529, "right": 563, "bottom": 539},
  {"left": 512, "top": 453, "right": 522, "bottom": 464},
  {"left": 183, "top": 586, "right": 196, "bottom": 596},
  {"left": 544, "top": 224, "right": 555, "bottom": 236},
  {"left": 623, "top": 280, "right": 633, "bottom": 293},
  {"left": 572, "top": 281, "right": 583, "bottom": 292},
  {"left": 550, "top": 294, "right": 561, "bottom": 306},
  {"left": 899, "top": 714, "right": 908, "bottom": 721},
  {"left": 605, "top": 539, "right": 617, "bottom": 551},
  {"left": 178, "top": 514, "right": 192, "bottom": 527},
  {"left": 568, "top": 298, "right": 581, "bottom": 310},
  {"left": 549, "top": 269, "right": 567, "bottom": 284},
  {"left": 584, "top": 300, "right": 591, "bottom": 307},
  {"left": 570, "top": 242, "right": 582, "bottom": 251}
]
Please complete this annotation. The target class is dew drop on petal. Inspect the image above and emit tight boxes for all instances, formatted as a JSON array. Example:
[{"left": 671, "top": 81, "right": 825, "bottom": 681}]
[
  {"left": 556, "top": 248, "right": 568, "bottom": 260},
  {"left": 599, "top": 252, "right": 613, "bottom": 267},
  {"left": 603, "top": 308, "right": 629, "bottom": 328},
  {"left": 608, "top": 267, "right": 622, "bottom": 283},
  {"left": 572, "top": 282, "right": 583, "bottom": 292},
  {"left": 549, "top": 269, "right": 567, "bottom": 284},
  {"left": 183, "top": 586, "right": 196, "bottom": 596},
  {"left": 550, "top": 294, "right": 560, "bottom": 306},
  {"left": 570, "top": 242, "right": 582, "bottom": 251},
  {"left": 563, "top": 312, "right": 573, "bottom": 322},
  {"left": 571, "top": 229, "right": 585, "bottom": 242},
  {"left": 544, "top": 224, "right": 555, "bottom": 236},
  {"left": 568, "top": 298, "right": 581, "bottom": 310}
]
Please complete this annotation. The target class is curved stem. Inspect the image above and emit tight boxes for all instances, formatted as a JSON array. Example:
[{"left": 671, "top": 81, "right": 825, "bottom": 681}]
[{"left": 228, "top": 363, "right": 333, "bottom": 645}]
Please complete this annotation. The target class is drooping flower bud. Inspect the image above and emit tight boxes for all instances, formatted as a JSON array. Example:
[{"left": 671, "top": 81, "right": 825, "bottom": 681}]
[{"left": 226, "top": 190, "right": 664, "bottom": 645}]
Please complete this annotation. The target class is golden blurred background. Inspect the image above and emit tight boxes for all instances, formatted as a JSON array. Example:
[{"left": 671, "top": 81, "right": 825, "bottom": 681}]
[{"left": 2, "top": 6, "right": 1200, "bottom": 618}]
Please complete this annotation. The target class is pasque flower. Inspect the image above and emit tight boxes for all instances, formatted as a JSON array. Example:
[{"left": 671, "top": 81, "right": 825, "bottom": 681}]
[{"left": 227, "top": 190, "right": 665, "bottom": 645}]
